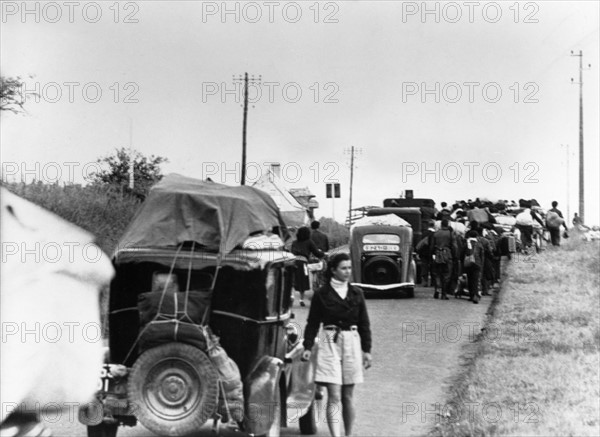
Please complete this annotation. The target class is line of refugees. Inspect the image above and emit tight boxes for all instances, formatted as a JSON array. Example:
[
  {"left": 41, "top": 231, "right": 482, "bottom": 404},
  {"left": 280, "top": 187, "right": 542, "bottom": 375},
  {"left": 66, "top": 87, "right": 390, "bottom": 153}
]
[{"left": 416, "top": 199, "right": 570, "bottom": 303}]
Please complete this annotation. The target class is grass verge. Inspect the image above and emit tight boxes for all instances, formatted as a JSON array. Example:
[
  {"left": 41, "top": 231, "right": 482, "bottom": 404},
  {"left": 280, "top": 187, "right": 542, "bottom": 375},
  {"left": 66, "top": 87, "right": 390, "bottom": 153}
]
[{"left": 431, "top": 232, "right": 600, "bottom": 436}]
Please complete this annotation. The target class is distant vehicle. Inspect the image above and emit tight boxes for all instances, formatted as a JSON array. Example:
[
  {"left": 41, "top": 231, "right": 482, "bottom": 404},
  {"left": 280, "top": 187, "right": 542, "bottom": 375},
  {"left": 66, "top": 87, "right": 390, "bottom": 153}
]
[
  {"left": 383, "top": 197, "right": 436, "bottom": 242},
  {"left": 367, "top": 207, "right": 423, "bottom": 249},
  {"left": 348, "top": 214, "right": 416, "bottom": 298},
  {"left": 383, "top": 197, "right": 435, "bottom": 209},
  {"left": 79, "top": 175, "right": 318, "bottom": 437}
]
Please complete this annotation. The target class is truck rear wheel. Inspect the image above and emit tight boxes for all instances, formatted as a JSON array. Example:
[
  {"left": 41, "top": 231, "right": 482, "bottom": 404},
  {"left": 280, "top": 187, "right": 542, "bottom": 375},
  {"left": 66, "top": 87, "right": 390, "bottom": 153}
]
[{"left": 128, "top": 343, "right": 219, "bottom": 436}]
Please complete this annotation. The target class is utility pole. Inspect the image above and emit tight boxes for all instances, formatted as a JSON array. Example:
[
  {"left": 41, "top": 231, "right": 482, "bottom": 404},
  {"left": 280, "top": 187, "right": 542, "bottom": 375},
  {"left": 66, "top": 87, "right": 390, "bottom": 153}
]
[
  {"left": 348, "top": 146, "right": 355, "bottom": 224},
  {"left": 128, "top": 117, "right": 134, "bottom": 190},
  {"left": 344, "top": 146, "right": 362, "bottom": 225},
  {"left": 561, "top": 144, "right": 570, "bottom": 222},
  {"left": 233, "top": 73, "right": 261, "bottom": 185},
  {"left": 571, "top": 50, "right": 590, "bottom": 223}
]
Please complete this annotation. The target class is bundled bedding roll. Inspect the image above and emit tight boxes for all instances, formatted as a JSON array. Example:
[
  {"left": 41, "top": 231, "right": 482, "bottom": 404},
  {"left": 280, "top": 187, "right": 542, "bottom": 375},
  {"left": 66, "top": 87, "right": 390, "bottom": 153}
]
[
  {"left": 207, "top": 333, "right": 245, "bottom": 423},
  {"left": 137, "top": 290, "right": 211, "bottom": 352}
]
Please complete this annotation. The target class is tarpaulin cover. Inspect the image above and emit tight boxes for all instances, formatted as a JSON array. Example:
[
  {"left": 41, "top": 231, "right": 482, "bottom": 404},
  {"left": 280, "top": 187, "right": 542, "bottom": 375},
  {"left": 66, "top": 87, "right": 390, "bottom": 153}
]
[{"left": 118, "top": 174, "right": 289, "bottom": 254}]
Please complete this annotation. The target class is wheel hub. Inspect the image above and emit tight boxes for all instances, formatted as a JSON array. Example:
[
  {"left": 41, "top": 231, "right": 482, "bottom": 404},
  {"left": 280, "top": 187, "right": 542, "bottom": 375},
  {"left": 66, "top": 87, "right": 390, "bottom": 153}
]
[
  {"left": 143, "top": 360, "right": 202, "bottom": 420},
  {"left": 159, "top": 375, "right": 189, "bottom": 405}
]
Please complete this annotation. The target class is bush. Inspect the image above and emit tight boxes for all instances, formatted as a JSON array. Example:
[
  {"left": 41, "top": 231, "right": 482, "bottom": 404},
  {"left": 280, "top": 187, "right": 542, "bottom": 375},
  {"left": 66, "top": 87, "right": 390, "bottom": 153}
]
[{"left": 4, "top": 181, "right": 141, "bottom": 255}]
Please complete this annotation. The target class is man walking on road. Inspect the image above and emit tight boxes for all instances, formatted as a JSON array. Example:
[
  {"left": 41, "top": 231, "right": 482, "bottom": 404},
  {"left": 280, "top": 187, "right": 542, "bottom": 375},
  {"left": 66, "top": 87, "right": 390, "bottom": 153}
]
[
  {"left": 310, "top": 220, "right": 330, "bottom": 253},
  {"left": 463, "top": 228, "right": 485, "bottom": 304},
  {"left": 418, "top": 220, "right": 436, "bottom": 287},
  {"left": 546, "top": 201, "right": 568, "bottom": 246},
  {"left": 429, "top": 219, "right": 457, "bottom": 300},
  {"left": 515, "top": 201, "right": 544, "bottom": 250}
]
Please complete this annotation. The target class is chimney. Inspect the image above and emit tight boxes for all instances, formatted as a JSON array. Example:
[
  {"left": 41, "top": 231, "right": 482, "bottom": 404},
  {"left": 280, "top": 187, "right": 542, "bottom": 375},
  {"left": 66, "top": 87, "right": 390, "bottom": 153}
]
[{"left": 270, "top": 163, "right": 281, "bottom": 179}]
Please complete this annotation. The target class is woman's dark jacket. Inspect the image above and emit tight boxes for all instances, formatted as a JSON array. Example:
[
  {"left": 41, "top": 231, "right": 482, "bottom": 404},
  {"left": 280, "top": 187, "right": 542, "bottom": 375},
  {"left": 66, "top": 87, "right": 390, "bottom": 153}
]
[
  {"left": 302, "top": 283, "right": 371, "bottom": 353},
  {"left": 291, "top": 239, "right": 324, "bottom": 260}
]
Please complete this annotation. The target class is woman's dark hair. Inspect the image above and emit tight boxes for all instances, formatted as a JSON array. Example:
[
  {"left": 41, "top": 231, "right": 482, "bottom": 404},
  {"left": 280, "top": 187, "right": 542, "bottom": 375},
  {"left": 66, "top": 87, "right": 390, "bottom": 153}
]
[
  {"left": 296, "top": 226, "right": 311, "bottom": 242},
  {"left": 325, "top": 252, "right": 351, "bottom": 282}
]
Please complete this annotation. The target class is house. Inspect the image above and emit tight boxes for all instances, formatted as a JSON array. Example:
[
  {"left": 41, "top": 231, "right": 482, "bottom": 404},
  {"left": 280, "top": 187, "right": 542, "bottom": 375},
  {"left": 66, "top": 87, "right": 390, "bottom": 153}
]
[
  {"left": 288, "top": 187, "right": 319, "bottom": 220},
  {"left": 252, "top": 163, "right": 318, "bottom": 228}
]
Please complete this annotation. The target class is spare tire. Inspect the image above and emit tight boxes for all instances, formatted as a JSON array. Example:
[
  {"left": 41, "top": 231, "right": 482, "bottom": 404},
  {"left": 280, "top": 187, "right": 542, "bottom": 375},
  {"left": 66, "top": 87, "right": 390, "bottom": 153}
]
[
  {"left": 128, "top": 343, "right": 219, "bottom": 436},
  {"left": 363, "top": 256, "right": 400, "bottom": 285}
]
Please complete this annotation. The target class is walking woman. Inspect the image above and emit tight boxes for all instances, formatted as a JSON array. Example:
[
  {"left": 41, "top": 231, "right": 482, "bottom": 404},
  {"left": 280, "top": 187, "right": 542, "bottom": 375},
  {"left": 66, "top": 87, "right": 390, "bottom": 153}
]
[
  {"left": 301, "top": 253, "right": 372, "bottom": 437},
  {"left": 291, "top": 226, "right": 324, "bottom": 306}
]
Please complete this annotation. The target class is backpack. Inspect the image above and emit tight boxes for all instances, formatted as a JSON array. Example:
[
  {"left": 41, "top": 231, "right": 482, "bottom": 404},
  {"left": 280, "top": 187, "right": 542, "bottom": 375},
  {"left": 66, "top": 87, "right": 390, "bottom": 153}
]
[
  {"left": 464, "top": 237, "right": 481, "bottom": 268},
  {"left": 546, "top": 211, "right": 564, "bottom": 229},
  {"left": 434, "top": 246, "right": 452, "bottom": 264}
]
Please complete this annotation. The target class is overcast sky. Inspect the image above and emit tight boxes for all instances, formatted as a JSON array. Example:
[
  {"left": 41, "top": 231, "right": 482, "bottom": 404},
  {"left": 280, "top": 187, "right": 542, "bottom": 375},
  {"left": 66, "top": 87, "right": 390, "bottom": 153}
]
[{"left": 2, "top": 1, "right": 599, "bottom": 224}]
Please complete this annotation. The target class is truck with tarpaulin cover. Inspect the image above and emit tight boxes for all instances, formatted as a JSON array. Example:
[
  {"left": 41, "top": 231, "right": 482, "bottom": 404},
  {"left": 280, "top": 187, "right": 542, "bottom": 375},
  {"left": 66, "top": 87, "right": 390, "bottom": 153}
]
[{"left": 78, "top": 174, "right": 318, "bottom": 437}]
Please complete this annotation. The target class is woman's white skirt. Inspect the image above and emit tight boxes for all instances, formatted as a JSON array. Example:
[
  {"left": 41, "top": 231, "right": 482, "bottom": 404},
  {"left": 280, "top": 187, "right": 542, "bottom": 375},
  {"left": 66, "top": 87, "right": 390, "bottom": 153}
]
[{"left": 314, "top": 327, "right": 364, "bottom": 385}]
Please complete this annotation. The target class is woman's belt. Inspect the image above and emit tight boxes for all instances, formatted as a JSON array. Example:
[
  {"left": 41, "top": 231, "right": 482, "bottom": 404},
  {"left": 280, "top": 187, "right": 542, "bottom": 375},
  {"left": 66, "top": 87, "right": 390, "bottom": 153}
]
[
  {"left": 323, "top": 325, "right": 357, "bottom": 343},
  {"left": 324, "top": 325, "right": 357, "bottom": 331}
]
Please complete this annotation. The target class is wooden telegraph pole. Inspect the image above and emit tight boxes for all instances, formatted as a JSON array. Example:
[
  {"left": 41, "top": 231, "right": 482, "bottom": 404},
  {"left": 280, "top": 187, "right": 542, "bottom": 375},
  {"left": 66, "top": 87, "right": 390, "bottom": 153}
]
[
  {"left": 234, "top": 73, "right": 261, "bottom": 185},
  {"left": 344, "top": 146, "right": 362, "bottom": 225},
  {"left": 571, "top": 50, "right": 590, "bottom": 223}
]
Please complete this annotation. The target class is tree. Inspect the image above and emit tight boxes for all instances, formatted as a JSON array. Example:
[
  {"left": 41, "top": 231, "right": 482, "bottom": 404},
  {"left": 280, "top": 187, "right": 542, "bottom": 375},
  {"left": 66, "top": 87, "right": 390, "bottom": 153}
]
[
  {"left": 0, "top": 75, "right": 34, "bottom": 114},
  {"left": 90, "top": 148, "right": 168, "bottom": 200},
  {"left": 318, "top": 217, "right": 350, "bottom": 248}
]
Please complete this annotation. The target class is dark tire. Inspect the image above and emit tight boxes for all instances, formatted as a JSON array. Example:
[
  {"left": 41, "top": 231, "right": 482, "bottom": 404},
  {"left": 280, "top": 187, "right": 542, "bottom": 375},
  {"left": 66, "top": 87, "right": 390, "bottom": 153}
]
[
  {"left": 87, "top": 423, "right": 118, "bottom": 437},
  {"left": 257, "top": 388, "right": 281, "bottom": 437},
  {"left": 128, "top": 343, "right": 219, "bottom": 437},
  {"left": 299, "top": 400, "right": 318, "bottom": 435}
]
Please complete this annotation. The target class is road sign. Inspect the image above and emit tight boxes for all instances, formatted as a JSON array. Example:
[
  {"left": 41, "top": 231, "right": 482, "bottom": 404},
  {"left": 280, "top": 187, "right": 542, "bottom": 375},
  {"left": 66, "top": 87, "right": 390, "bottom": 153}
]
[{"left": 326, "top": 183, "right": 340, "bottom": 198}]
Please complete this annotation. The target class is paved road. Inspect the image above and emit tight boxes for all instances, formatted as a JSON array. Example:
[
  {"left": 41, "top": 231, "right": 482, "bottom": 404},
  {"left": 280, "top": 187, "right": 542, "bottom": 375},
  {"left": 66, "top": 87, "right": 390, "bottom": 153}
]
[{"left": 46, "top": 287, "right": 492, "bottom": 437}]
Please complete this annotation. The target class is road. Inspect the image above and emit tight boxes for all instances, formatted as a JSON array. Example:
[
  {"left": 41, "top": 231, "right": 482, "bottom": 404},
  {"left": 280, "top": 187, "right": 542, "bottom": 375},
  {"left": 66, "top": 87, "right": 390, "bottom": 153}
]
[{"left": 46, "top": 286, "right": 492, "bottom": 437}]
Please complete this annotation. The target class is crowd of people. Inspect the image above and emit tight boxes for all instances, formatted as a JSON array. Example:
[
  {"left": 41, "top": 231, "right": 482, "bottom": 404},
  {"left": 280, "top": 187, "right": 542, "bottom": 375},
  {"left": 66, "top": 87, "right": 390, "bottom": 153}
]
[
  {"left": 417, "top": 198, "right": 571, "bottom": 303},
  {"left": 284, "top": 200, "right": 583, "bottom": 436}
]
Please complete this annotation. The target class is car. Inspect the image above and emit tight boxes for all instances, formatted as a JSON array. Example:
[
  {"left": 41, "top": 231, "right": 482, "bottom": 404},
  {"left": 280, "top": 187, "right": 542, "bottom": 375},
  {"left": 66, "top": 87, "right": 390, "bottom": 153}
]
[
  {"left": 347, "top": 213, "right": 416, "bottom": 298},
  {"left": 78, "top": 174, "right": 318, "bottom": 437}
]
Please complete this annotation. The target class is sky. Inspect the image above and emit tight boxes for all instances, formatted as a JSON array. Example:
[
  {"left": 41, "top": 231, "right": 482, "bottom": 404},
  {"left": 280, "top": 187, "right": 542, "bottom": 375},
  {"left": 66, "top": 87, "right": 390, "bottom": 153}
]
[{"left": 1, "top": 1, "right": 599, "bottom": 225}]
